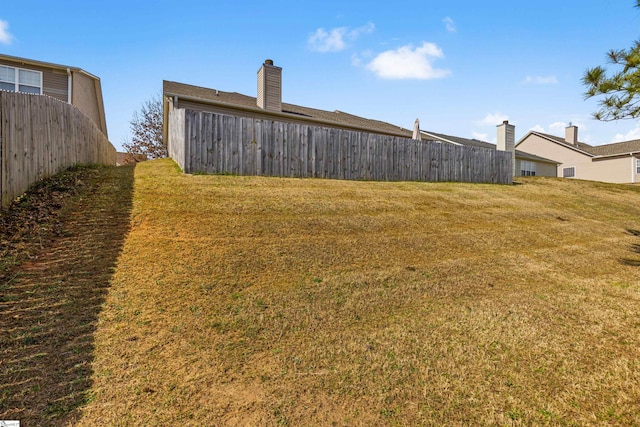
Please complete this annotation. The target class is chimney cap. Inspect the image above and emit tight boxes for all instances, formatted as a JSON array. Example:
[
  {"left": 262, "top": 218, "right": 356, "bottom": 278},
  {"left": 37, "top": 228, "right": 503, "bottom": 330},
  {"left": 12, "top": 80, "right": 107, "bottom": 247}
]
[{"left": 264, "top": 59, "right": 274, "bottom": 66}]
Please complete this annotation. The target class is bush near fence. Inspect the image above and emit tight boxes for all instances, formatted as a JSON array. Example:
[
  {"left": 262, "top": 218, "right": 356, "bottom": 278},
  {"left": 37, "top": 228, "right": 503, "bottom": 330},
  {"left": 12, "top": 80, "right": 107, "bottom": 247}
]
[
  {"left": 0, "top": 91, "right": 116, "bottom": 209},
  {"left": 169, "top": 109, "right": 512, "bottom": 185}
]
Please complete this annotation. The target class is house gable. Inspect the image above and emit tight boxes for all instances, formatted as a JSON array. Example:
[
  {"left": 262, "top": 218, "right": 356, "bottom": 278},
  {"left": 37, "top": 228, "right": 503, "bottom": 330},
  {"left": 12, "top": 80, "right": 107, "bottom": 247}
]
[{"left": 0, "top": 54, "right": 107, "bottom": 136}]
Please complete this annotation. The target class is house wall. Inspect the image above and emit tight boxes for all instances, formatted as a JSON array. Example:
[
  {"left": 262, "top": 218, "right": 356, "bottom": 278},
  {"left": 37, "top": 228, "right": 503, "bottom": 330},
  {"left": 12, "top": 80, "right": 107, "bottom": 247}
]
[
  {"left": 517, "top": 133, "right": 593, "bottom": 178},
  {"left": 515, "top": 158, "right": 557, "bottom": 177},
  {"left": 0, "top": 58, "right": 68, "bottom": 102},
  {"left": 585, "top": 156, "right": 636, "bottom": 184},
  {"left": 71, "top": 71, "right": 107, "bottom": 135},
  {"left": 517, "top": 133, "right": 638, "bottom": 183}
]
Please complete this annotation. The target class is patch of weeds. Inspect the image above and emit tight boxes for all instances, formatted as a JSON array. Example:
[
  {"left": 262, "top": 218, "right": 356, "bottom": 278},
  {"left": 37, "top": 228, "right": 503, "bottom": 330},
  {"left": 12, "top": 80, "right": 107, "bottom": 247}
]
[
  {"left": 22, "top": 334, "right": 37, "bottom": 346},
  {"left": 611, "top": 282, "right": 631, "bottom": 289},
  {"left": 83, "top": 390, "right": 97, "bottom": 405},
  {"left": 538, "top": 408, "right": 552, "bottom": 418},
  {"left": 273, "top": 406, "right": 289, "bottom": 426},
  {"left": 380, "top": 407, "right": 396, "bottom": 419},
  {"left": 507, "top": 409, "right": 523, "bottom": 420},
  {"left": 312, "top": 277, "right": 323, "bottom": 283}
]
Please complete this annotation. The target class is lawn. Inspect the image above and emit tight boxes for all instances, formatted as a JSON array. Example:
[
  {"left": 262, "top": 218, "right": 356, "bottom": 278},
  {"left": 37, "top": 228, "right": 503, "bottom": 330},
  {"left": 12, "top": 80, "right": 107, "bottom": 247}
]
[{"left": 4, "top": 158, "right": 640, "bottom": 425}]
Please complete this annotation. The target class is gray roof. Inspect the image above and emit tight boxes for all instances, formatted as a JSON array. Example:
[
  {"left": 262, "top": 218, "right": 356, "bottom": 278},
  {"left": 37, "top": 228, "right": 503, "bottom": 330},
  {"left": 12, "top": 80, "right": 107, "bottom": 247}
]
[
  {"left": 589, "top": 139, "right": 640, "bottom": 157},
  {"left": 164, "top": 80, "right": 415, "bottom": 138},
  {"left": 524, "top": 131, "right": 640, "bottom": 158},
  {"left": 423, "top": 131, "right": 560, "bottom": 164}
]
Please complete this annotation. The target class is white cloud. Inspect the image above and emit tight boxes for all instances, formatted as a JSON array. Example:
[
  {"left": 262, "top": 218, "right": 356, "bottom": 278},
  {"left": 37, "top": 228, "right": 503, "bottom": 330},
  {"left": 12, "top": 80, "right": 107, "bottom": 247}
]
[
  {"left": 351, "top": 50, "right": 373, "bottom": 67},
  {"left": 443, "top": 17, "right": 456, "bottom": 33},
  {"left": 366, "top": 42, "right": 450, "bottom": 80},
  {"left": 308, "top": 27, "right": 347, "bottom": 52},
  {"left": 612, "top": 124, "right": 640, "bottom": 142},
  {"left": 472, "top": 132, "right": 488, "bottom": 141},
  {"left": 308, "top": 22, "right": 374, "bottom": 53},
  {"left": 530, "top": 124, "right": 545, "bottom": 133},
  {"left": 349, "top": 22, "right": 375, "bottom": 38},
  {"left": 475, "top": 112, "right": 509, "bottom": 126},
  {"left": 522, "top": 75, "right": 558, "bottom": 85},
  {"left": 549, "top": 121, "right": 567, "bottom": 132},
  {"left": 0, "top": 20, "right": 13, "bottom": 45}
]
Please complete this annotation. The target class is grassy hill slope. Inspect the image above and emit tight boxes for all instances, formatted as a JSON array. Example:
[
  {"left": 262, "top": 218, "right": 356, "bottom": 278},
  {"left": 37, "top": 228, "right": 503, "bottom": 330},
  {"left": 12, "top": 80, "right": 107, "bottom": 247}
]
[{"left": 27, "top": 159, "right": 640, "bottom": 425}]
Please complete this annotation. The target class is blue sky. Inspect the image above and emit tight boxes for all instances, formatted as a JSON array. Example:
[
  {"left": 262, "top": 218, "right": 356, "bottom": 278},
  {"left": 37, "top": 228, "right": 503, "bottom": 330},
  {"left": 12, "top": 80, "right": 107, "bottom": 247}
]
[{"left": 1, "top": 1, "right": 639, "bottom": 151}]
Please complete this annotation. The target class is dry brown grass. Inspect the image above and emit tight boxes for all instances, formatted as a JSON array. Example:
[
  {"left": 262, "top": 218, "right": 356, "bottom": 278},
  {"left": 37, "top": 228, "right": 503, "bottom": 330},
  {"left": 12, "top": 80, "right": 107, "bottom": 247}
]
[{"left": 7, "top": 158, "right": 640, "bottom": 425}]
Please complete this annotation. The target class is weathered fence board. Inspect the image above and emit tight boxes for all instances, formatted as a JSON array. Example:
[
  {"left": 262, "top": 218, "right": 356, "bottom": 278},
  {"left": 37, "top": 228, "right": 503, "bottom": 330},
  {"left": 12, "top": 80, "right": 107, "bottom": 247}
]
[
  {"left": 0, "top": 91, "right": 116, "bottom": 209},
  {"left": 168, "top": 109, "right": 512, "bottom": 184}
]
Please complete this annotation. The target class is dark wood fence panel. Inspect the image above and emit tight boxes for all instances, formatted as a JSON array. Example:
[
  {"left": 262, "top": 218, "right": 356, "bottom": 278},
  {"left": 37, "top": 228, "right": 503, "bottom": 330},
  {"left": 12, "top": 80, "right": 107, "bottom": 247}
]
[
  {"left": 170, "top": 109, "right": 512, "bottom": 184},
  {"left": 1, "top": 91, "right": 116, "bottom": 209}
]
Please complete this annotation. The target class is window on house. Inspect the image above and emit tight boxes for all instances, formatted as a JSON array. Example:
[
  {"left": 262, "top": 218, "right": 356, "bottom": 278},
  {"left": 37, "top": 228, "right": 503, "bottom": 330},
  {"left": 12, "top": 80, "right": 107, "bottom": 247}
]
[
  {"left": 563, "top": 167, "right": 576, "bottom": 178},
  {"left": 637, "top": 159, "right": 640, "bottom": 174},
  {"left": 0, "top": 65, "right": 42, "bottom": 94},
  {"left": 520, "top": 160, "right": 537, "bottom": 176}
]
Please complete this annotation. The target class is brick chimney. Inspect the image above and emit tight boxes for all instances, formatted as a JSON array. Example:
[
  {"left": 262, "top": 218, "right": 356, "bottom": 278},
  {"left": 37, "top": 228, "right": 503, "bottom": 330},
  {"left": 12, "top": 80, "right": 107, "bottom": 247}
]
[
  {"left": 257, "top": 59, "right": 282, "bottom": 112},
  {"left": 565, "top": 124, "right": 578, "bottom": 145},
  {"left": 497, "top": 120, "right": 516, "bottom": 176}
]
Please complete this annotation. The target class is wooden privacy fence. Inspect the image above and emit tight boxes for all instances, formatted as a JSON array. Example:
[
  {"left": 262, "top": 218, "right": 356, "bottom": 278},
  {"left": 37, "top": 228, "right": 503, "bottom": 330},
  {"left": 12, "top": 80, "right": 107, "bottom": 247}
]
[
  {"left": 1, "top": 91, "right": 116, "bottom": 209},
  {"left": 169, "top": 109, "right": 513, "bottom": 184}
]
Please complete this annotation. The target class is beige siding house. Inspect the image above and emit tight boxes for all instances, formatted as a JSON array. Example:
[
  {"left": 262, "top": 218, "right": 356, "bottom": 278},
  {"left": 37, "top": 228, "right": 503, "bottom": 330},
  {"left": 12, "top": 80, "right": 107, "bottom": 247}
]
[
  {"left": 516, "top": 126, "right": 640, "bottom": 184},
  {"left": 0, "top": 54, "right": 108, "bottom": 136}
]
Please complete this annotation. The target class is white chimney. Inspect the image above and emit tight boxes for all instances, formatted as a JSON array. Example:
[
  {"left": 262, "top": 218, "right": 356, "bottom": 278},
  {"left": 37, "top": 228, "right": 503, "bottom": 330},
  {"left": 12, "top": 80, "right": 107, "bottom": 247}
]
[
  {"left": 257, "top": 59, "right": 282, "bottom": 112},
  {"left": 565, "top": 124, "right": 578, "bottom": 145},
  {"left": 497, "top": 120, "right": 516, "bottom": 177}
]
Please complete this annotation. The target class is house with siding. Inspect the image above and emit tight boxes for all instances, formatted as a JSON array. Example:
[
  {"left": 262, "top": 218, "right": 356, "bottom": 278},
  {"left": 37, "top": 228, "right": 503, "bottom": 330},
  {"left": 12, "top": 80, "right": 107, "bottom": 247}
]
[
  {"left": 0, "top": 54, "right": 108, "bottom": 136},
  {"left": 163, "top": 61, "right": 420, "bottom": 143},
  {"left": 516, "top": 125, "right": 640, "bottom": 184},
  {"left": 164, "top": 60, "right": 555, "bottom": 181}
]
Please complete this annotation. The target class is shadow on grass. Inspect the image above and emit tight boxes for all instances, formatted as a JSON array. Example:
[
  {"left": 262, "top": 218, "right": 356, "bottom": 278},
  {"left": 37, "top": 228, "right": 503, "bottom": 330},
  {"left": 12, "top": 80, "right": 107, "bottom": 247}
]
[
  {"left": 620, "top": 228, "right": 640, "bottom": 267},
  {"left": 0, "top": 165, "right": 135, "bottom": 425}
]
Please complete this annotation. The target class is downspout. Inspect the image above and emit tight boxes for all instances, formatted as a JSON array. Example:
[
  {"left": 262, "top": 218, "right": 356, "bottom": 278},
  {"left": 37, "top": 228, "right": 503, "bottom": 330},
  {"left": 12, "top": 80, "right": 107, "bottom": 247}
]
[
  {"left": 66, "top": 68, "right": 72, "bottom": 103},
  {"left": 633, "top": 155, "right": 636, "bottom": 184}
]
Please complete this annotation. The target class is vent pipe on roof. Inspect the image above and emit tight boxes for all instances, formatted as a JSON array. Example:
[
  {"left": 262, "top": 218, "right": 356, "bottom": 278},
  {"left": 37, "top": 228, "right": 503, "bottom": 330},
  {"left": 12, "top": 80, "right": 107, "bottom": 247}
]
[
  {"left": 565, "top": 124, "right": 578, "bottom": 145},
  {"left": 497, "top": 120, "right": 516, "bottom": 177},
  {"left": 257, "top": 59, "right": 282, "bottom": 112}
]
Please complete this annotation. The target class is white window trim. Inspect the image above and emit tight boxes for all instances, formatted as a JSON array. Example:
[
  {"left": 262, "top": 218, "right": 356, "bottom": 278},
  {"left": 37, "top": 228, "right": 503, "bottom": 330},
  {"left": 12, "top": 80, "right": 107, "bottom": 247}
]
[
  {"left": 520, "top": 160, "right": 537, "bottom": 177},
  {"left": 563, "top": 166, "right": 576, "bottom": 178},
  {"left": 0, "top": 65, "right": 43, "bottom": 95}
]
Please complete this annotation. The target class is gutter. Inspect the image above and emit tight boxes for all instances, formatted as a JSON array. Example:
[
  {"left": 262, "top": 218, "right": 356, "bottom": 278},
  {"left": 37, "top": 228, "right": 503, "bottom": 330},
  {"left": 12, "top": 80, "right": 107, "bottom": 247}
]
[
  {"left": 592, "top": 150, "right": 640, "bottom": 160},
  {"left": 66, "top": 68, "right": 71, "bottom": 104}
]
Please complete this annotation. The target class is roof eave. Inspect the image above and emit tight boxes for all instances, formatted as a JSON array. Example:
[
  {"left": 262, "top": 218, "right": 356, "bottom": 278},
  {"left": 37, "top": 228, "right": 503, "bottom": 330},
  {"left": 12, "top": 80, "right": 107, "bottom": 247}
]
[
  {"left": 0, "top": 53, "right": 85, "bottom": 74},
  {"left": 592, "top": 151, "right": 640, "bottom": 159}
]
